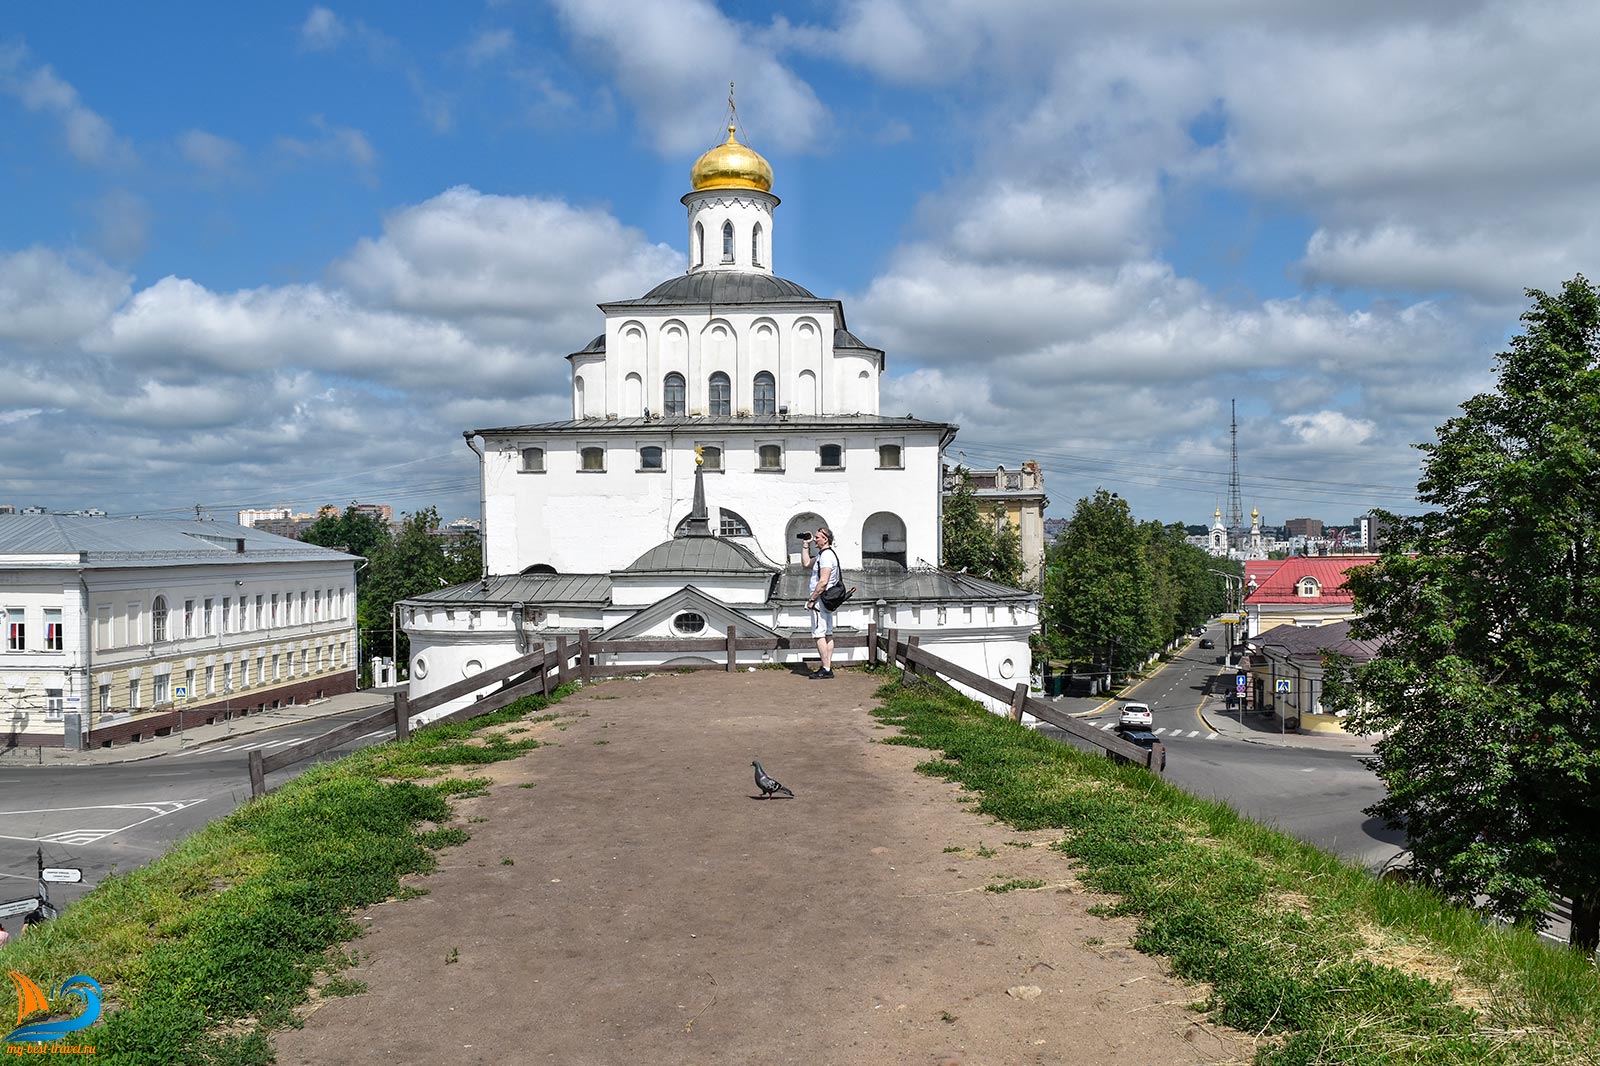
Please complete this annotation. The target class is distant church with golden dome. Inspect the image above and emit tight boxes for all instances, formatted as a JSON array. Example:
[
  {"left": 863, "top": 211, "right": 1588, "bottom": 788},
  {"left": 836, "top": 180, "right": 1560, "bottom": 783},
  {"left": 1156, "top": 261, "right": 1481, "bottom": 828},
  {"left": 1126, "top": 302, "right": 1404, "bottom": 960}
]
[{"left": 401, "top": 105, "right": 1039, "bottom": 717}]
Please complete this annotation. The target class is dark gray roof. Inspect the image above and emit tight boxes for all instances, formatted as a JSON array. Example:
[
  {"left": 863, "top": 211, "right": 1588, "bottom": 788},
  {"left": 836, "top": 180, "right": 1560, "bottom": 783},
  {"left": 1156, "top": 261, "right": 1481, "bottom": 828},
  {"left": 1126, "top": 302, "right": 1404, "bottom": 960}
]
[
  {"left": 605, "top": 272, "right": 819, "bottom": 308},
  {"left": 0, "top": 514, "right": 358, "bottom": 568},
  {"left": 473, "top": 413, "right": 955, "bottom": 435},
  {"left": 774, "top": 566, "right": 1037, "bottom": 604},
  {"left": 578, "top": 333, "right": 605, "bottom": 353},
  {"left": 624, "top": 537, "right": 774, "bottom": 574},
  {"left": 834, "top": 327, "right": 880, "bottom": 353},
  {"left": 1253, "top": 620, "right": 1383, "bottom": 661},
  {"left": 408, "top": 573, "right": 613, "bottom": 606}
]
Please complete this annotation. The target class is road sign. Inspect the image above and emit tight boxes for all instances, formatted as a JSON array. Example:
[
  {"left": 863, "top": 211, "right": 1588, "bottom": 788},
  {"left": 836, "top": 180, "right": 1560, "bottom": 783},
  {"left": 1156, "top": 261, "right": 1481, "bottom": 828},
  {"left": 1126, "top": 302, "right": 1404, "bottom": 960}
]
[
  {"left": 1276, "top": 679, "right": 1292, "bottom": 694},
  {"left": 0, "top": 896, "right": 41, "bottom": 919},
  {"left": 41, "top": 868, "right": 82, "bottom": 884},
  {"left": 1235, "top": 674, "right": 1248, "bottom": 692},
  {"left": 175, "top": 685, "right": 188, "bottom": 697}
]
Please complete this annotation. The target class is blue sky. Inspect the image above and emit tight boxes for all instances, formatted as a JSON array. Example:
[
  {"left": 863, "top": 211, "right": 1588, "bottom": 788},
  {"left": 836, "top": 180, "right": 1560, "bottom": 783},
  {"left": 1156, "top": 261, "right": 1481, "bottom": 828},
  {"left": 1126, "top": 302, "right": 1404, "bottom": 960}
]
[{"left": 4, "top": 1, "right": 1599, "bottom": 531}]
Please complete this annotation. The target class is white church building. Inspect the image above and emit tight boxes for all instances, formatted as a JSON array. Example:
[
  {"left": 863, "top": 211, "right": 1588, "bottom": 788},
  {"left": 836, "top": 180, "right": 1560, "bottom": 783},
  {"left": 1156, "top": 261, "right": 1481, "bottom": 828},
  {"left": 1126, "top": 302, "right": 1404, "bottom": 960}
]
[{"left": 402, "top": 120, "right": 1038, "bottom": 715}]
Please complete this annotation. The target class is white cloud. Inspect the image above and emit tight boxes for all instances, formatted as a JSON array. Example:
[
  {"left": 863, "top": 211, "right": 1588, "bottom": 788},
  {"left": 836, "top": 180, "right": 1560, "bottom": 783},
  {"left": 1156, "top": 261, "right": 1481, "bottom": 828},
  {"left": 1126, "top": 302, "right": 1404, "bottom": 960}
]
[
  {"left": 1281, "top": 410, "right": 1377, "bottom": 448},
  {"left": 299, "top": 6, "right": 346, "bottom": 51},
  {"left": 276, "top": 115, "right": 378, "bottom": 175},
  {"left": 0, "top": 248, "right": 131, "bottom": 345},
  {"left": 550, "top": 0, "right": 827, "bottom": 154},
  {"left": 178, "top": 129, "right": 244, "bottom": 175},
  {"left": 0, "top": 42, "right": 134, "bottom": 167}
]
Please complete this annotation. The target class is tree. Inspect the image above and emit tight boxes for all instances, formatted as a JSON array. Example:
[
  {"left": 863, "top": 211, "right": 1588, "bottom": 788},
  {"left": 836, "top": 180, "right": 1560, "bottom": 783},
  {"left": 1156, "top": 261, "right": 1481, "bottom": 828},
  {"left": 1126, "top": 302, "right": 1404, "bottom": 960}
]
[
  {"left": 941, "top": 468, "right": 1024, "bottom": 586},
  {"left": 1328, "top": 276, "right": 1600, "bottom": 953},
  {"left": 361, "top": 508, "right": 483, "bottom": 669},
  {"left": 299, "top": 505, "right": 393, "bottom": 589},
  {"left": 1045, "top": 489, "right": 1156, "bottom": 675}
]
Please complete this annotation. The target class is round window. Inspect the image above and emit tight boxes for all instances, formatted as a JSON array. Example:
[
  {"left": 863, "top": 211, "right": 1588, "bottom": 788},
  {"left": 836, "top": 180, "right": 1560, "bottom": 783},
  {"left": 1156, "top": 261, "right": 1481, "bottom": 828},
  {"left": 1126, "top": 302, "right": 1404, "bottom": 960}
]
[
  {"left": 998, "top": 658, "right": 1015, "bottom": 679},
  {"left": 673, "top": 612, "right": 706, "bottom": 634},
  {"left": 464, "top": 659, "right": 483, "bottom": 677},
  {"left": 413, "top": 656, "right": 429, "bottom": 679}
]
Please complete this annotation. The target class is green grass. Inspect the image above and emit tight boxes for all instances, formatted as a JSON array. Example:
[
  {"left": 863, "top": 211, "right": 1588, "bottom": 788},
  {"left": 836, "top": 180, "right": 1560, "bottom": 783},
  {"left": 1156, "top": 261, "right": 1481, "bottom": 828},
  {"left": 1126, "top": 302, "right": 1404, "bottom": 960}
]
[
  {"left": 986, "top": 878, "right": 1046, "bottom": 894},
  {"left": 0, "top": 685, "right": 575, "bottom": 1063},
  {"left": 873, "top": 676, "right": 1600, "bottom": 1066}
]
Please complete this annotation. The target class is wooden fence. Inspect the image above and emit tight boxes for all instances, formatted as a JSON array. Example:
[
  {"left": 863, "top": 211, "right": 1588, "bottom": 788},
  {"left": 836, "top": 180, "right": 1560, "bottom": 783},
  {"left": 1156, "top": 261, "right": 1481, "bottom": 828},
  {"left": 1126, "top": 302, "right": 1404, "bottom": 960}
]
[{"left": 248, "top": 620, "right": 1161, "bottom": 796}]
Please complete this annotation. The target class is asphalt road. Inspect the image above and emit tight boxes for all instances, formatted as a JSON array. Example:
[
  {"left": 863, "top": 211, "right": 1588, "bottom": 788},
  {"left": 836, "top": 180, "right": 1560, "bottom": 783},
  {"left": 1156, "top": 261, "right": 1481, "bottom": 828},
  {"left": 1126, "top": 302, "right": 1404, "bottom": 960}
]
[
  {"left": 0, "top": 706, "right": 395, "bottom": 919},
  {"left": 1040, "top": 624, "right": 1406, "bottom": 873}
]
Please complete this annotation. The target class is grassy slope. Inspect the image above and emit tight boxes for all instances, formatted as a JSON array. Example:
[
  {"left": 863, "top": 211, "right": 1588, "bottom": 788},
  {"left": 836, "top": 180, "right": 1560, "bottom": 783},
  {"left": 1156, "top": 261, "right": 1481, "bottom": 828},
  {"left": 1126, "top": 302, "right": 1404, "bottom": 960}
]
[
  {"left": 872, "top": 673, "right": 1600, "bottom": 1066},
  {"left": 0, "top": 689, "right": 574, "bottom": 1064}
]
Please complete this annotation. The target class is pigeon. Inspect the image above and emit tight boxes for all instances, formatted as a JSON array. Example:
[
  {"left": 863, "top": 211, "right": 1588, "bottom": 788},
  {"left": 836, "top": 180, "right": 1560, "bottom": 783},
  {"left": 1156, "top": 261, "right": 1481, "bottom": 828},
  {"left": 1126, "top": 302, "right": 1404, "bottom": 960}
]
[{"left": 752, "top": 760, "right": 794, "bottom": 799}]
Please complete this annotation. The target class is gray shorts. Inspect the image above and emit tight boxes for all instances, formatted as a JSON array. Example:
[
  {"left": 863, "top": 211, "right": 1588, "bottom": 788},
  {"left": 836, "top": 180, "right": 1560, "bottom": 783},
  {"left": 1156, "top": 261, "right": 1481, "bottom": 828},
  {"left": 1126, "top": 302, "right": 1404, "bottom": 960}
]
[{"left": 810, "top": 605, "right": 834, "bottom": 637}]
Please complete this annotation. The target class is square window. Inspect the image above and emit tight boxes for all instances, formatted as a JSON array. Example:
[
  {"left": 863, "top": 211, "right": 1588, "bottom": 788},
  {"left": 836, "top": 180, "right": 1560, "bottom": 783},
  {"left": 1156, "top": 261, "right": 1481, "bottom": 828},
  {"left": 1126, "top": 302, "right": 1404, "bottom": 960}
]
[
  {"left": 878, "top": 443, "right": 903, "bottom": 469},
  {"left": 521, "top": 446, "right": 545, "bottom": 473},
  {"left": 44, "top": 609, "right": 63, "bottom": 651},
  {"left": 639, "top": 445, "right": 664, "bottom": 470},
  {"left": 697, "top": 443, "right": 723, "bottom": 471},
  {"left": 5, "top": 608, "right": 24, "bottom": 651},
  {"left": 819, "top": 443, "right": 843, "bottom": 469},
  {"left": 580, "top": 446, "right": 606, "bottom": 471},
  {"left": 758, "top": 443, "right": 783, "bottom": 471}
]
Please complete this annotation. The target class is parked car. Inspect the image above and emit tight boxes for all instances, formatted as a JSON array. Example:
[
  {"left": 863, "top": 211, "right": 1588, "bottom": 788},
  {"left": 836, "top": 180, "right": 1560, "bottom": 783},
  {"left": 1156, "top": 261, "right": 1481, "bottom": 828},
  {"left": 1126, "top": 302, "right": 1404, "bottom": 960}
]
[
  {"left": 1199, "top": 638, "right": 1215, "bottom": 649},
  {"left": 1192, "top": 627, "right": 1207, "bottom": 637},
  {"left": 1117, "top": 730, "right": 1167, "bottom": 771},
  {"left": 1118, "top": 701, "right": 1153, "bottom": 729}
]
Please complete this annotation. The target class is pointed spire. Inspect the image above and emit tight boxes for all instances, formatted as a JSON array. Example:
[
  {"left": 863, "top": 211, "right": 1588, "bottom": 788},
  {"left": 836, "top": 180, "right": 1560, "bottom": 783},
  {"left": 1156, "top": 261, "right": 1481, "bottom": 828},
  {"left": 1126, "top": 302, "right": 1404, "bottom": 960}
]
[{"left": 682, "top": 445, "right": 712, "bottom": 537}]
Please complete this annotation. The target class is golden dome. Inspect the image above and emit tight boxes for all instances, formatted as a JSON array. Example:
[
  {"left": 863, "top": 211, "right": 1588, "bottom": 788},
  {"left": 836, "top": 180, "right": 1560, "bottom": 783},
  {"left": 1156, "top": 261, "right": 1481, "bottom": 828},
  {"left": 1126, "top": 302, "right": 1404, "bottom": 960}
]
[{"left": 690, "top": 125, "right": 773, "bottom": 193}]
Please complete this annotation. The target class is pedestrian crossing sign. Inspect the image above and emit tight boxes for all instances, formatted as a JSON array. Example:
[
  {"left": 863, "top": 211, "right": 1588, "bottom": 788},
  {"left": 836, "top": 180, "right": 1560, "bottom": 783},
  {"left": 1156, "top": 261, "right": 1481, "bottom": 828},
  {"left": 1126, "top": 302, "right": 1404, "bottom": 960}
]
[
  {"left": 175, "top": 685, "right": 188, "bottom": 697},
  {"left": 1275, "top": 679, "right": 1291, "bottom": 694}
]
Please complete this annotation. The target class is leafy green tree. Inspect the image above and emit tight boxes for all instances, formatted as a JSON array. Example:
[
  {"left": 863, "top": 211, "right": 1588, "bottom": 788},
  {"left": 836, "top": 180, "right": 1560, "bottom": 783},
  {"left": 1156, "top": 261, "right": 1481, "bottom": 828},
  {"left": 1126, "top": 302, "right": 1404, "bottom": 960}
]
[
  {"left": 942, "top": 468, "right": 1024, "bottom": 586},
  {"left": 1045, "top": 489, "right": 1156, "bottom": 675},
  {"left": 299, "top": 505, "right": 393, "bottom": 590},
  {"left": 1328, "top": 275, "right": 1600, "bottom": 953},
  {"left": 360, "top": 508, "right": 483, "bottom": 670}
]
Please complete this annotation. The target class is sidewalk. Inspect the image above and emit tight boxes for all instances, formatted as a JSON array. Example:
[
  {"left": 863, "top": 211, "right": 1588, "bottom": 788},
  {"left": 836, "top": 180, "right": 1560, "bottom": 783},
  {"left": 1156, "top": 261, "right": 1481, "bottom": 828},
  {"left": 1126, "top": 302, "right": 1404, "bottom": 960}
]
[
  {"left": 0, "top": 688, "right": 400, "bottom": 768},
  {"left": 1197, "top": 697, "right": 1378, "bottom": 756}
]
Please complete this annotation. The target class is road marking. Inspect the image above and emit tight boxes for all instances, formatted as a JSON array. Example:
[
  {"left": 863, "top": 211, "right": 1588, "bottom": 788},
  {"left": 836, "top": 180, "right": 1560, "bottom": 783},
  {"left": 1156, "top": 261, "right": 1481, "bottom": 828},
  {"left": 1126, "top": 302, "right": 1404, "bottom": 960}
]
[
  {"left": 354, "top": 730, "right": 386, "bottom": 743},
  {"left": 1300, "top": 767, "right": 1315, "bottom": 772},
  {"left": 1206, "top": 732, "right": 1218, "bottom": 739},
  {"left": 1152, "top": 727, "right": 1166, "bottom": 735},
  {"left": 0, "top": 800, "right": 207, "bottom": 846}
]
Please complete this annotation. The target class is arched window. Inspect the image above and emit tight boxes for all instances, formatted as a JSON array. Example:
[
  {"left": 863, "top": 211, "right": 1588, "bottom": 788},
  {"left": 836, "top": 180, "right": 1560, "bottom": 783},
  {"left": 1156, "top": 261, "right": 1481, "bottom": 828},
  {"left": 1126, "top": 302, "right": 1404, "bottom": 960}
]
[
  {"left": 718, "top": 508, "right": 752, "bottom": 536},
  {"left": 698, "top": 444, "right": 723, "bottom": 471},
  {"left": 753, "top": 371, "right": 776, "bottom": 416},
  {"left": 709, "top": 372, "right": 731, "bottom": 417},
  {"left": 520, "top": 447, "right": 544, "bottom": 473},
  {"left": 151, "top": 596, "right": 169, "bottom": 643},
  {"left": 752, "top": 222, "right": 763, "bottom": 266},
  {"left": 819, "top": 443, "right": 843, "bottom": 468},
  {"left": 580, "top": 446, "right": 606, "bottom": 472},
  {"left": 639, "top": 445, "right": 664, "bottom": 470},
  {"left": 574, "top": 376, "right": 586, "bottom": 419},
  {"left": 758, "top": 444, "right": 784, "bottom": 470},
  {"left": 721, "top": 221, "right": 734, "bottom": 263},
  {"left": 694, "top": 221, "right": 704, "bottom": 268},
  {"left": 663, "top": 373, "right": 686, "bottom": 416},
  {"left": 1296, "top": 576, "right": 1322, "bottom": 598},
  {"left": 863, "top": 511, "right": 908, "bottom": 567}
]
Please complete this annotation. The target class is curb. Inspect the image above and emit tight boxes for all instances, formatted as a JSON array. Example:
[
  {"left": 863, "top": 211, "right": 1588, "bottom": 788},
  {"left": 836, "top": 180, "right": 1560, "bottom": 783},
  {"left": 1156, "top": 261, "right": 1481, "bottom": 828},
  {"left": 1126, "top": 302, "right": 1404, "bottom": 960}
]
[{"left": 1198, "top": 698, "right": 1376, "bottom": 756}]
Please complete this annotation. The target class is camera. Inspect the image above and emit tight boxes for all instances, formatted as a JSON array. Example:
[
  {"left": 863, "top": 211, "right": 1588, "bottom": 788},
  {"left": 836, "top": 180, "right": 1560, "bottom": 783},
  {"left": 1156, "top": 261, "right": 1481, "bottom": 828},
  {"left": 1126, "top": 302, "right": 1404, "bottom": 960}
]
[{"left": 796, "top": 531, "right": 812, "bottom": 541}]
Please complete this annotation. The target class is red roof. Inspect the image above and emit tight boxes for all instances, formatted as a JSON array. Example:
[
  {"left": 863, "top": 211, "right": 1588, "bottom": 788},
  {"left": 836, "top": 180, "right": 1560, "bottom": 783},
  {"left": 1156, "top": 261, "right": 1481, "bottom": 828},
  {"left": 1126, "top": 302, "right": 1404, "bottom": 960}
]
[{"left": 1244, "top": 555, "right": 1379, "bottom": 605}]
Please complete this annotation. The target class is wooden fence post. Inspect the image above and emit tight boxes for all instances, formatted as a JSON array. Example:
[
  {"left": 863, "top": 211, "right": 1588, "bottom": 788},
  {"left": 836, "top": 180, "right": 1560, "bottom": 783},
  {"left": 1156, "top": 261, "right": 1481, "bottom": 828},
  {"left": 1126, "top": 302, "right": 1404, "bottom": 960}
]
[
  {"left": 866, "top": 621, "right": 878, "bottom": 666},
  {"left": 902, "top": 634, "right": 920, "bottom": 683},
  {"left": 579, "top": 629, "right": 592, "bottom": 683},
  {"left": 887, "top": 627, "right": 899, "bottom": 666},
  {"left": 392, "top": 688, "right": 409, "bottom": 739},
  {"left": 556, "top": 635, "right": 570, "bottom": 686},
  {"left": 725, "top": 625, "right": 737, "bottom": 672},
  {"left": 1008, "top": 681, "right": 1029, "bottom": 723},
  {"left": 248, "top": 749, "right": 266, "bottom": 800},
  {"left": 540, "top": 643, "right": 551, "bottom": 696}
]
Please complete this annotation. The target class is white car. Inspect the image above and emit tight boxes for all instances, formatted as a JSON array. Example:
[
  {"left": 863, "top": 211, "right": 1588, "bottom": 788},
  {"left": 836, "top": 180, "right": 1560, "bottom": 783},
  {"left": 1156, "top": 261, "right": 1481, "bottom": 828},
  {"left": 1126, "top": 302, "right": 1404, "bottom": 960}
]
[{"left": 1118, "top": 701, "right": 1153, "bottom": 729}]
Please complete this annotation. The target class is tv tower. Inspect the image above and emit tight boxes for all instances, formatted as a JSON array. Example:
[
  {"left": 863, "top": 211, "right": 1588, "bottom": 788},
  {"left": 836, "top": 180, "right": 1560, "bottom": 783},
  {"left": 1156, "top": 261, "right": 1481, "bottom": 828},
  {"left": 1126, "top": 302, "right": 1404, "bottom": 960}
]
[{"left": 1226, "top": 399, "right": 1245, "bottom": 549}]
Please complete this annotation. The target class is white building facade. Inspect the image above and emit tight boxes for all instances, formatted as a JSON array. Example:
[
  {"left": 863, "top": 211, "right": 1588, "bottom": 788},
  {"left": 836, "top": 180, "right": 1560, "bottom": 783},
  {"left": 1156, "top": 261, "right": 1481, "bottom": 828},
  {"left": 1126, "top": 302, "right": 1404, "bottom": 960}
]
[
  {"left": 1, "top": 515, "right": 360, "bottom": 747},
  {"left": 406, "top": 122, "right": 1038, "bottom": 718}
]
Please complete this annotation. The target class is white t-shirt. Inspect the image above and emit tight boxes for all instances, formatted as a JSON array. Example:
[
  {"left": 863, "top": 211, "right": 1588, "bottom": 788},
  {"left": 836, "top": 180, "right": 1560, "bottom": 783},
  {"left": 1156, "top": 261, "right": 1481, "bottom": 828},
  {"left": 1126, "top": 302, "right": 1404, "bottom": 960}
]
[{"left": 809, "top": 547, "right": 841, "bottom": 597}]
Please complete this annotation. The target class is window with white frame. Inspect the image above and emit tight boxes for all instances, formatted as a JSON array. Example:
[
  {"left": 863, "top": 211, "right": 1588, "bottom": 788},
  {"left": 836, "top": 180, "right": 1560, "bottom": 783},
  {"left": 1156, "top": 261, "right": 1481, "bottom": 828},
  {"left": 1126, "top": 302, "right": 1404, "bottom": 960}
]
[
  {"left": 44, "top": 609, "right": 62, "bottom": 651},
  {"left": 878, "top": 443, "right": 903, "bottom": 469},
  {"left": 721, "top": 221, "right": 734, "bottom": 262},
  {"left": 204, "top": 598, "right": 215, "bottom": 635},
  {"left": 184, "top": 599, "right": 196, "bottom": 638},
  {"left": 521, "top": 446, "right": 546, "bottom": 473},
  {"left": 752, "top": 222, "right": 763, "bottom": 267},
  {"left": 184, "top": 668, "right": 195, "bottom": 699},
  {"left": 153, "top": 674, "right": 170, "bottom": 705},
  {"left": 151, "top": 596, "right": 169, "bottom": 642},
  {"left": 222, "top": 597, "right": 232, "bottom": 632},
  {"left": 708, "top": 372, "right": 731, "bottom": 416},
  {"left": 314, "top": 589, "right": 322, "bottom": 619},
  {"left": 753, "top": 372, "right": 776, "bottom": 416},
  {"left": 719, "top": 508, "right": 753, "bottom": 537},
  {"left": 129, "top": 678, "right": 140, "bottom": 709},
  {"left": 98, "top": 683, "right": 110, "bottom": 715},
  {"left": 758, "top": 443, "right": 783, "bottom": 471},
  {"left": 664, "top": 373, "right": 686, "bottom": 416},
  {"left": 639, "top": 445, "right": 664, "bottom": 470},
  {"left": 255, "top": 595, "right": 264, "bottom": 628},
  {"left": 580, "top": 446, "right": 606, "bottom": 472},
  {"left": 46, "top": 688, "right": 63, "bottom": 720},
  {"left": 206, "top": 665, "right": 215, "bottom": 695},
  {"left": 819, "top": 443, "right": 844, "bottom": 469},
  {"left": 270, "top": 594, "right": 279, "bottom": 626},
  {"left": 1296, "top": 577, "right": 1322, "bottom": 598}
]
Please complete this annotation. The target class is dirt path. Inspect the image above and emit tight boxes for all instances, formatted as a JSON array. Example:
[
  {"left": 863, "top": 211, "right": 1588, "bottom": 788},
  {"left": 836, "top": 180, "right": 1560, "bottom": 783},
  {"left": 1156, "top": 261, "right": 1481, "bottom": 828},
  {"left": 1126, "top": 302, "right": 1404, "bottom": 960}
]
[{"left": 274, "top": 670, "right": 1246, "bottom": 1065}]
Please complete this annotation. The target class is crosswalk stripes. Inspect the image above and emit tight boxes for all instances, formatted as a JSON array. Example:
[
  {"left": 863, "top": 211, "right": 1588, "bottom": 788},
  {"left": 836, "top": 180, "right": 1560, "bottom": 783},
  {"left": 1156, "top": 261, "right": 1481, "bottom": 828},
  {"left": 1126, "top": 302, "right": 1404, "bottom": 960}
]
[{"left": 1090, "top": 721, "right": 1219, "bottom": 742}]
